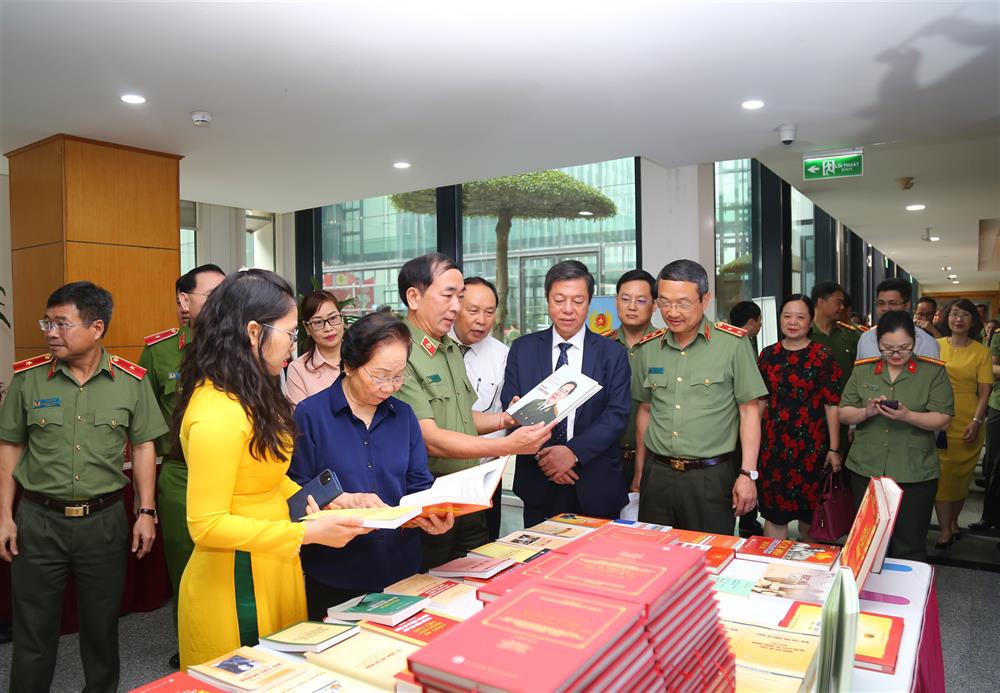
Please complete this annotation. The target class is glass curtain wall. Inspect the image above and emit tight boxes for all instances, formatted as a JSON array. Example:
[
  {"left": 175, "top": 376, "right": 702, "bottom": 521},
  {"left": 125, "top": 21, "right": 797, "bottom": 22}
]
[
  {"left": 790, "top": 187, "right": 815, "bottom": 295},
  {"left": 714, "top": 159, "right": 755, "bottom": 319}
]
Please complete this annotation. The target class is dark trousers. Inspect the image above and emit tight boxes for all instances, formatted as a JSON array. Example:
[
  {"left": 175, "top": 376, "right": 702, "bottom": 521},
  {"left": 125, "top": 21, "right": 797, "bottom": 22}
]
[
  {"left": 638, "top": 457, "right": 737, "bottom": 535},
  {"left": 485, "top": 484, "right": 503, "bottom": 541},
  {"left": 11, "top": 497, "right": 128, "bottom": 693},
  {"left": 420, "top": 510, "right": 489, "bottom": 571},
  {"left": 980, "top": 407, "right": 1000, "bottom": 525},
  {"left": 522, "top": 485, "right": 584, "bottom": 529},
  {"left": 304, "top": 574, "right": 363, "bottom": 622},
  {"left": 848, "top": 469, "right": 938, "bottom": 562},
  {"left": 156, "top": 460, "right": 193, "bottom": 624}
]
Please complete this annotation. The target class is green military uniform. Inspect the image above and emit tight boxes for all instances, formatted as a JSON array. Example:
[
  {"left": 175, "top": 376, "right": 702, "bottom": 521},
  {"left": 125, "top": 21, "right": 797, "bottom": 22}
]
[
  {"left": 602, "top": 324, "right": 657, "bottom": 484},
  {"left": 396, "top": 319, "right": 487, "bottom": 569},
  {"left": 630, "top": 318, "right": 768, "bottom": 534},
  {"left": 810, "top": 320, "right": 861, "bottom": 457},
  {"left": 137, "top": 325, "right": 192, "bottom": 613},
  {"left": 840, "top": 355, "right": 955, "bottom": 560},
  {"left": 0, "top": 350, "right": 167, "bottom": 693}
]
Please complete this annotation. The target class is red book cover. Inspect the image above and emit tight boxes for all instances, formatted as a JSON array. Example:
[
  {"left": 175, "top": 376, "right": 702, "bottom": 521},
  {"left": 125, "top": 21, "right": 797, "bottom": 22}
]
[
  {"left": 408, "top": 585, "right": 643, "bottom": 692},
  {"left": 673, "top": 541, "right": 734, "bottom": 574},
  {"left": 476, "top": 551, "right": 567, "bottom": 603},
  {"left": 556, "top": 523, "right": 682, "bottom": 554},
  {"left": 360, "top": 609, "right": 463, "bottom": 646},
  {"left": 548, "top": 512, "right": 611, "bottom": 528},
  {"left": 557, "top": 623, "right": 648, "bottom": 692},
  {"left": 130, "top": 672, "right": 225, "bottom": 692},
  {"left": 736, "top": 535, "right": 841, "bottom": 569},
  {"left": 668, "top": 528, "right": 745, "bottom": 549}
]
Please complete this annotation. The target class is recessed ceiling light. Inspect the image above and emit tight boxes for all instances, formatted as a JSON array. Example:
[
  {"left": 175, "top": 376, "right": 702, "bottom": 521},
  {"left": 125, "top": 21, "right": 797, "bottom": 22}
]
[
  {"left": 905, "top": 204, "right": 926, "bottom": 211},
  {"left": 929, "top": 235, "right": 941, "bottom": 242},
  {"left": 941, "top": 266, "right": 952, "bottom": 271},
  {"left": 393, "top": 162, "right": 411, "bottom": 169},
  {"left": 121, "top": 94, "right": 146, "bottom": 104},
  {"left": 578, "top": 211, "right": 594, "bottom": 217},
  {"left": 947, "top": 274, "right": 958, "bottom": 279},
  {"left": 952, "top": 280, "right": 961, "bottom": 284},
  {"left": 741, "top": 99, "right": 765, "bottom": 110}
]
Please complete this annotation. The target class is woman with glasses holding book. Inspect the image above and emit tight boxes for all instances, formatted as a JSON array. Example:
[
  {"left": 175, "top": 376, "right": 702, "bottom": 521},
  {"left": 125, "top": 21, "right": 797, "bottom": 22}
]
[
  {"left": 286, "top": 290, "right": 345, "bottom": 405},
  {"left": 839, "top": 311, "right": 954, "bottom": 561},
  {"left": 174, "top": 270, "right": 373, "bottom": 670},
  {"left": 290, "top": 312, "right": 454, "bottom": 620}
]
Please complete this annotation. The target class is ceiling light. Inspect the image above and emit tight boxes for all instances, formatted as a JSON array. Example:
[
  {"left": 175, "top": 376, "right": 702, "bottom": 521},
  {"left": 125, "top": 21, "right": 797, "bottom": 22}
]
[
  {"left": 905, "top": 204, "right": 926, "bottom": 211},
  {"left": 393, "top": 162, "right": 411, "bottom": 169},
  {"left": 941, "top": 266, "right": 952, "bottom": 271},
  {"left": 578, "top": 211, "right": 594, "bottom": 217},
  {"left": 121, "top": 94, "right": 146, "bottom": 104},
  {"left": 922, "top": 228, "right": 939, "bottom": 243},
  {"left": 741, "top": 99, "right": 764, "bottom": 110},
  {"left": 948, "top": 274, "right": 958, "bottom": 279},
  {"left": 952, "top": 280, "right": 961, "bottom": 284},
  {"left": 929, "top": 235, "right": 940, "bottom": 242}
]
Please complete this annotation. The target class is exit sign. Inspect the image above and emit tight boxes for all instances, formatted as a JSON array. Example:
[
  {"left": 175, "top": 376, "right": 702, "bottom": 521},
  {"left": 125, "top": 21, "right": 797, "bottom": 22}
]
[{"left": 803, "top": 149, "right": 863, "bottom": 181}]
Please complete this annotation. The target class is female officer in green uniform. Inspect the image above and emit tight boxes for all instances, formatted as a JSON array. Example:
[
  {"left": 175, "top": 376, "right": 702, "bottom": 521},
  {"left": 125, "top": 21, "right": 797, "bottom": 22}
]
[{"left": 839, "top": 311, "right": 954, "bottom": 561}]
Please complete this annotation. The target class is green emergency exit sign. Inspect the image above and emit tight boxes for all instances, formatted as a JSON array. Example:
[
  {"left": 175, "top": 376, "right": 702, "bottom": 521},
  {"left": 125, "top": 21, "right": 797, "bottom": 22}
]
[{"left": 803, "top": 150, "right": 863, "bottom": 181}]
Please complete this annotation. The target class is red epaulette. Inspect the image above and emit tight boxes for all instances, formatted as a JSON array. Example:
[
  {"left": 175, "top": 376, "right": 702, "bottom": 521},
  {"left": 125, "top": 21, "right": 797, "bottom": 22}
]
[
  {"left": 110, "top": 355, "right": 147, "bottom": 380},
  {"left": 854, "top": 356, "right": 881, "bottom": 366},
  {"left": 855, "top": 325, "right": 871, "bottom": 332},
  {"left": 916, "top": 355, "right": 946, "bottom": 367},
  {"left": 12, "top": 353, "right": 52, "bottom": 374},
  {"left": 637, "top": 328, "right": 666, "bottom": 346},
  {"left": 143, "top": 327, "right": 179, "bottom": 346},
  {"left": 714, "top": 321, "right": 748, "bottom": 338},
  {"left": 600, "top": 328, "right": 617, "bottom": 339},
  {"left": 836, "top": 321, "right": 854, "bottom": 331}
]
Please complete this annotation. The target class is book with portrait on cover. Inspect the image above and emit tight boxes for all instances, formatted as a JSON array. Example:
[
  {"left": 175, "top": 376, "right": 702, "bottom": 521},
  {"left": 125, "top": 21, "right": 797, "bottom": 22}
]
[{"left": 506, "top": 365, "right": 602, "bottom": 427}]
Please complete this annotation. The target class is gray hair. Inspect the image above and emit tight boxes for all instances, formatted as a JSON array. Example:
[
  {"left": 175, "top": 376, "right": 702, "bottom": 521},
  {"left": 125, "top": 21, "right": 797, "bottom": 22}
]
[
  {"left": 657, "top": 259, "right": 709, "bottom": 299},
  {"left": 544, "top": 260, "right": 595, "bottom": 299}
]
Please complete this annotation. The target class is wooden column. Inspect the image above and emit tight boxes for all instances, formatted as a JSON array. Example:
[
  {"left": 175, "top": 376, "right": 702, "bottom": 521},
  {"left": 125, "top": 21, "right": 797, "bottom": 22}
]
[{"left": 6, "top": 134, "right": 182, "bottom": 363}]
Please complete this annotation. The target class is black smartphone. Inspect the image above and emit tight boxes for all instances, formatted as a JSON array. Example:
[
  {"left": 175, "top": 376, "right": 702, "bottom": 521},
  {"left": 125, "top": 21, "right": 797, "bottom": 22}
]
[
  {"left": 287, "top": 469, "right": 344, "bottom": 521},
  {"left": 879, "top": 400, "right": 900, "bottom": 410}
]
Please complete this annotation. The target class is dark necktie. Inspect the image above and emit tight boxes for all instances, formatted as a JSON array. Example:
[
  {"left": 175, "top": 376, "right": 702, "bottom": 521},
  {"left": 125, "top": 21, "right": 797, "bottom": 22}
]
[
  {"left": 551, "top": 342, "right": 571, "bottom": 445},
  {"left": 458, "top": 343, "right": 471, "bottom": 357}
]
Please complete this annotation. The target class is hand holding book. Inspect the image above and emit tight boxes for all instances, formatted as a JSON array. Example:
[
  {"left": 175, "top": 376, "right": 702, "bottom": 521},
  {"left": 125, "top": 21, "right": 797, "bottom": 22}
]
[{"left": 402, "top": 510, "right": 454, "bottom": 535}]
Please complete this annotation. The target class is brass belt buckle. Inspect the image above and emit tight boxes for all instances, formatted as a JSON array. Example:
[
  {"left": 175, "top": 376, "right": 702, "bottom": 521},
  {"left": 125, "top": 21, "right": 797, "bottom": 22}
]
[
  {"left": 669, "top": 458, "right": 686, "bottom": 472},
  {"left": 65, "top": 504, "right": 88, "bottom": 517}
]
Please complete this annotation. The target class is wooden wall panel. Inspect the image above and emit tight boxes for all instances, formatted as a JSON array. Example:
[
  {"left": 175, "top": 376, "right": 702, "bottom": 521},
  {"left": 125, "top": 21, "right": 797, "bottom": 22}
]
[
  {"left": 12, "top": 244, "right": 65, "bottom": 351},
  {"left": 8, "top": 138, "right": 64, "bottom": 250},
  {"left": 65, "top": 243, "right": 179, "bottom": 350},
  {"left": 64, "top": 138, "right": 180, "bottom": 250}
]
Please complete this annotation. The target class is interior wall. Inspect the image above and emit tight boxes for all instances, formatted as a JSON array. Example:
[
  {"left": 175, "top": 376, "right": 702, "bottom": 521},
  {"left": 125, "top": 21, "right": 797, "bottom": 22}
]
[{"left": 0, "top": 173, "right": 13, "bottom": 389}]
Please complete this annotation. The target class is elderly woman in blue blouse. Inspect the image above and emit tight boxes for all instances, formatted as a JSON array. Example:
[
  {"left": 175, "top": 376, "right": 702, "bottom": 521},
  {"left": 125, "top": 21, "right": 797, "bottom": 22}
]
[{"left": 289, "top": 312, "right": 453, "bottom": 620}]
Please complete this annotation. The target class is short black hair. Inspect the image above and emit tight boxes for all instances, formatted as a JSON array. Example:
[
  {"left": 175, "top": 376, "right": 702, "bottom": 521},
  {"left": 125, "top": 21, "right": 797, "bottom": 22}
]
[
  {"left": 178, "top": 264, "right": 226, "bottom": 294},
  {"left": 340, "top": 312, "right": 412, "bottom": 371},
  {"left": 916, "top": 296, "right": 937, "bottom": 312},
  {"left": 781, "top": 293, "right": 815, "bottom": 321},
  {"left": 615, "top": 269, "right": 657, "bottom": 298},
  {"left": 729, "top": 300, "right": 761, "bottom": 328},
  {"left": 464, "top": 277, "right": 499, "bottom": 306},
  {"left": 47, "top": 281, "right": 113, "bottom": 335},
  {"left": 657, "top": 259, "right": 709, "bottom": 299},
  {"left": 875, "top": 278, "right": 912, "bottom": 304},
  {"left": 397, "top": 252, "right": 460, "bottom": 305},
  {"left": 936, "top": 298, "right": 984, "bottom": 341},
  {"left": 876, "top": 310, "right": 916, "bottom": 342},
  {"left": 811, "top": 281, "right": 844, "bottom": 304},
  {"left": 544, "top": 260, "right": 594, "bottom": 299}
]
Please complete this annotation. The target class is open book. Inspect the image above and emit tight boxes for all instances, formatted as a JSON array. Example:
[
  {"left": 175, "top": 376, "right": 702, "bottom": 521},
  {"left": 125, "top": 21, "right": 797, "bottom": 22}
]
[
  {"left": 396, "top": 455, "right": 511, "bottom": 518},
  {"left": 506, "top": 365, "right": 602, "bottom": 427},
  {"left": 839, "top": 476, "right": 902, "bottom": 590}
]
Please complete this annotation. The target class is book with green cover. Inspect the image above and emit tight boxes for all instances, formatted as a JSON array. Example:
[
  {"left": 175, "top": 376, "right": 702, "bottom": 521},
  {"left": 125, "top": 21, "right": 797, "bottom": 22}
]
[
  {"left": 326, "top": 593, "right": 429, "bottom": 627},
  {"left": 258, "top": 620, "right": 359, "bottom": 653}
]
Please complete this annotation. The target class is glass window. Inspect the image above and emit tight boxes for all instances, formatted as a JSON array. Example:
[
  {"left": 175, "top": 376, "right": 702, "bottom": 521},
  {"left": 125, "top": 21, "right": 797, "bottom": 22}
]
[
  {"left": 456, "top": 158, "right": 636, "bottom": 342},
  {"left": 245, "top": 209, "right": 276, "bottom": 271},
  {"left": 714, "top": 159, "right": 754, "bottom": 318},
  {"left": 180, "top": 228, "right": 196, "bottom": 274},
  {"left": 319, "top": 193, "right": 437, "bottom": 315},
  {"left": 790, "top": 187, "right": 815, "bottom": 295}
]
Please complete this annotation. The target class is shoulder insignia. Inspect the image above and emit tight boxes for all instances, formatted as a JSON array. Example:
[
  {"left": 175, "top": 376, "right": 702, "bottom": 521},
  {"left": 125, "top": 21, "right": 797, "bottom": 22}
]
[
  {"left": 143, "top": 327, "right": 179, "bottom": 346},
  {"left": 637, "top": 328, "right": 666, "bottom": 346},
  {"left": 420, "top": 336, "right": 438, "bottom": 358},
  {"left": 835, "top": 321, "right": 854, "bottom": 331},
  {"left": 600, "top": 328, "right": 618, "bottom": 339},
  {"left": 916, "top": 355, "right": 946, "bottom": 367},
  {"left": 714, "top": 321, "right": 748, "bottom": 338},
  {"left": 110, "top": 356, "right": 147, "bottom": 380},
  {"left": 854, "top": 356, "right": 881, "bottom": 366},
  {"left": 855, "top": 325, "right": 870, "bottom": 332},
  {"left": 12, "top": 353, "right": 52, "bottom": 374}
]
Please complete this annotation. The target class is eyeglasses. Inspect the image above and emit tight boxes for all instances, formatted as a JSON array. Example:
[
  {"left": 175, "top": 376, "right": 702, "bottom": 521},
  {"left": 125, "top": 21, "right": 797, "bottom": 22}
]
[
  {"left": 264, "top": 324, "right": 299, "bottom": 342},
  {"left": 618, "top": 295, "right": 651, "bottom": 306},
  {"left": 38, "top": 320, "right": 90, "bottom": 332},
  {"left": 362, "top": 366, "right": 410, "bottom": 388},
  {"left": 875, "top": 300, "right": 906, "bottom": 309},
  {"left": 878, "top": 344, "right": 914, "bottom": 357},
  {"left": 185, "top": 290, "right": 214, "bottom": 298},
  {"left": 949, "top": 310, "right": 973, "bottom": 320},
  {"left": 655, "top": 299, "right": 696, "bottom": 313},
  {"left": 305, "top": 315, "right": 343, "bottom": 330}
]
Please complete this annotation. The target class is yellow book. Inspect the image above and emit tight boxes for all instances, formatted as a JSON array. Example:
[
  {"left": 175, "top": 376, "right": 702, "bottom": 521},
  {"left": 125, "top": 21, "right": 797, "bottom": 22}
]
[
  {"left": 469, "top": 541, "right": 544, "bottom": 563},
  {"left": 305, "top": 629, "right": 420, "bottom": 691},
  {"left": 779, "top": 601, "right": 903, "bottom": 674},
  {"left": 723, "top": 620, "right": 820, "bottom": 686},
  {"left": 383, "top": 573, "right": 476, "bottom": 606},
  {"left": 497, "top": 530, "right": 574, "bottom": 551},
  {"left": 301, "top": 506, "right": 421, "bottom": 529}
]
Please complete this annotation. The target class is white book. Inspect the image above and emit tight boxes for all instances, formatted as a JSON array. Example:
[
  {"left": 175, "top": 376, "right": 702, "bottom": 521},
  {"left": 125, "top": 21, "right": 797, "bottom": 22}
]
[
  {"left": 506, "top": 365, "right": 602, "bottom": 427},
  {"left": 397, "top": 455, "right": 510, "bottom": 518}
]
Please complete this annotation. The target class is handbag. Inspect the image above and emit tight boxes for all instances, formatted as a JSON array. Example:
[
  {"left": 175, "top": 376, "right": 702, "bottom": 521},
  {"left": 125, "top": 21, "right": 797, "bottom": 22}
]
[{"left": 809, "top": 469, "right": 855, "bottom": 542}]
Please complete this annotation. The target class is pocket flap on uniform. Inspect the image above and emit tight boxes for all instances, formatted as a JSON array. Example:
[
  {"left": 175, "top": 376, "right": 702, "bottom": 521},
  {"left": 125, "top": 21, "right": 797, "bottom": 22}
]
[
  {"left": 691, "top": 370, "right": 725, "bottom": 387},
  {"left": 94, "top": 409, "right": 130, "bottom": 429},
  {"left": 27, "top": 408, "right": 63, "bottom": 427},
  {"left": 642, "top": 374, "right": 669, "bottom": 390}
]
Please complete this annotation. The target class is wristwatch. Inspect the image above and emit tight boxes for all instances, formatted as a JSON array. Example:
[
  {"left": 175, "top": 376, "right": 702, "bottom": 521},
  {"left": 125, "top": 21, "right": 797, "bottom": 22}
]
[
  {"left": 739, "top": 469, "right": 759, "bottom": 481},
  {"left": 137, "top": 507, "right": 158, "bottom": 519}
]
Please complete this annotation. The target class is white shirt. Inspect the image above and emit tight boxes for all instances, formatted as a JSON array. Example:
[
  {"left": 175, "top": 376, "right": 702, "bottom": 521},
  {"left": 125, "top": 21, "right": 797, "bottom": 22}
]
[
  {"left": 856, "top": 324, "right": 940, "bottom": 360},
  {"left": 551, "top": 325, "right": 587, "bottom": 441},
  {"left": 449, "top": 329, "right": 509, "bottom": 441}
]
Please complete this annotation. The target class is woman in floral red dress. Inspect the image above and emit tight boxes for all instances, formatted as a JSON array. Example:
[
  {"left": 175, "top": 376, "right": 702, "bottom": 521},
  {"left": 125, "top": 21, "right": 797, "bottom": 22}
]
[{"left": 757, "top": 294, "right": 843, "bottom": 540}]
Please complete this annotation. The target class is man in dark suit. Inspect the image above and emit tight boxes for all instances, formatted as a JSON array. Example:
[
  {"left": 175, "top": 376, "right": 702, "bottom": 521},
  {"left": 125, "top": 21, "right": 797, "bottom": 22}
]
[{"left": 502, "top": 261, "right": 631, "bottom": 526}]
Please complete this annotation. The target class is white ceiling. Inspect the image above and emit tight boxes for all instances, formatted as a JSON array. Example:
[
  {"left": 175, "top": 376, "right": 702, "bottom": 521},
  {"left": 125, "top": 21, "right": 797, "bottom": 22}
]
[{"left": 2, "top": 2, "right": 999, "bottom": 289}]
